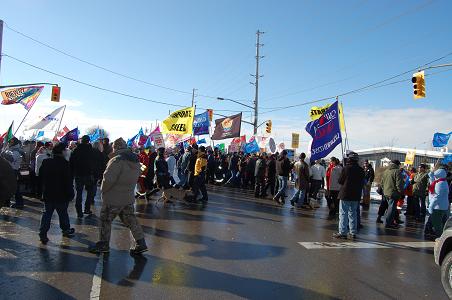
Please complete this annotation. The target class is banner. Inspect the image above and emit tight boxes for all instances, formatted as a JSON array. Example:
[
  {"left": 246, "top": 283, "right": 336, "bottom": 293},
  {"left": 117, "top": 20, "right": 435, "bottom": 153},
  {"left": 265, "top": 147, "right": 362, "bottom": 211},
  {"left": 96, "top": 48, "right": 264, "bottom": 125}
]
[
  {"left": 1, "top": 86, "right": 44, "bottom": 110},
  {"left": 305, "top": 101, "right": 342, "bottom": 161},
  {"left": 60, "top": 127, "right": 79, "bottom": 143},
  {"left": 432, "top": 132, "right": 451, "bottom": 147},
  {"left": 310, "top": 103, "right": 345, "bottom": 132},
  {"left": 216, "top": 143, "right": 225, "bottom": 153},
  {"left": 27, "top": 106, "right": 65, "bottom": 130},
  {"left": 404, "top": 150, "right": 416, "bottom": 165},
  {"left": 443, "top": 154, "right": 452, "bottom": 164},
  {"left": 153, "top": 132, "right": 165, "bottom": 149},
  {"left": 161, "top": 107, "right": 194, "bottom": 135},
  {"left": 211, "top": 113, "right": 242, "bottom": 140},
  {"left": 291, "top": 133, "right": 300, "bottom": 149},
  {"left": 193, "top": 111, "right": 210, "bottom": 135},
  {"left": 244, "top": 139, "right": 259, "bottom": 154}
]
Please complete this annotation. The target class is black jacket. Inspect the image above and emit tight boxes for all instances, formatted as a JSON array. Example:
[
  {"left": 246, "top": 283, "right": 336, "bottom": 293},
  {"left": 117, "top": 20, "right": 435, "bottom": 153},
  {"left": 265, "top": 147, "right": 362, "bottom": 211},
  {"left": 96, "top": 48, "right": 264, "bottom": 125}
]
[
  {"left": 275, "top": 157, "right": 291, "bottom": 177},
  {"left": 70, "top": 143, "right": 95, "bottom": 177},
  {"left": 267, "top": 159, "right": 276, "bottom": 177},
  {"left": 338, "top": 161, "right": 365, "bottom": 201},
  {"left": 40, "top": 155, "right": 74, "bottom": 202},
  {"left": 364, "top": 166, "right": 375, "bottom": 184},
  {"left": 92, "top": 148, "right": 105, "bottom": 179}
]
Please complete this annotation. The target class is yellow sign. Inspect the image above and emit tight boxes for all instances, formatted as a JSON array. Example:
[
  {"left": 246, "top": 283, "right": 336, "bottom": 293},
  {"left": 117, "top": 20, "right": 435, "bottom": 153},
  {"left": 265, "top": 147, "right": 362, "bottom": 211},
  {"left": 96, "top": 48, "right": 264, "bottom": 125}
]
[
  {"left": 161, "top": 106, "right": 195, "bottom": 135},
  {"left": 310, "top": 103, "right": 346, "bottom": 132},
  {"left": 405, "top": 150, "right": 416, "bottom": 166},
  {"left": 291, "top": 133, "right": 300, "bottom": 149}
]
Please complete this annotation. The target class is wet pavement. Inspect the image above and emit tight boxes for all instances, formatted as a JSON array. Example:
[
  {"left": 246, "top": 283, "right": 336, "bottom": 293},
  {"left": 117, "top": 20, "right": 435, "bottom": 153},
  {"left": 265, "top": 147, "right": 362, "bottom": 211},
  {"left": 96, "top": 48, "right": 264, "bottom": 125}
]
[{"left": 0, "top": 184, "right": 447, "bottom": 299}]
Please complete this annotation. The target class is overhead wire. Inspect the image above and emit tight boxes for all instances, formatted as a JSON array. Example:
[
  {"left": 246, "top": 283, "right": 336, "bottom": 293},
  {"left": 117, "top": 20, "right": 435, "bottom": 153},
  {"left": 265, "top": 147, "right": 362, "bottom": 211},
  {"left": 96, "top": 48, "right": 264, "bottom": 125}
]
[{"left": 1, "top": 53, "right": 248, "bottom": 113}]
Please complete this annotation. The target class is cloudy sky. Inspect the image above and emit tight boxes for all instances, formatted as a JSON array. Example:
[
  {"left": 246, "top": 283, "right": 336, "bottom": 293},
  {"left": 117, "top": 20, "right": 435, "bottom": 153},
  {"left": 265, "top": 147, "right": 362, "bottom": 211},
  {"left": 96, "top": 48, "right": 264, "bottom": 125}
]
[{"left": 1, "top": 0, "right": 451, "bottom": 153}]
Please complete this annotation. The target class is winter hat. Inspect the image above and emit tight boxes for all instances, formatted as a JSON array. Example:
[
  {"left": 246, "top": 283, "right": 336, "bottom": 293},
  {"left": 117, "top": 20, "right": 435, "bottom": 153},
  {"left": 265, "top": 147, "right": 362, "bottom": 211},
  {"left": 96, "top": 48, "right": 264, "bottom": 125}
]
[
  {"left": 52, "top": 142, "right": 66, "bottom": 155},
  {"left": 347, "top": 151, "right": 359, "bottom": 161},
  {"left": 113, "top": 138, "right": 127, "bottom": 150},
  {"left": 391, "top": 159, "right": 401, "bottom": 166},
  {"left": 81, "top": 135, "right": 91, "bottom": 144}
]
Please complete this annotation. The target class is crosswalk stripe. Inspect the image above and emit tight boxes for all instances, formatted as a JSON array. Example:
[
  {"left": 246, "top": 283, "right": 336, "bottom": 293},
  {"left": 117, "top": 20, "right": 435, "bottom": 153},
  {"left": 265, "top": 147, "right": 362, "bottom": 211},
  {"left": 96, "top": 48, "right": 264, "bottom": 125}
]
[{"left": 298, "top": 241, "right": 435, "bottom": 249}]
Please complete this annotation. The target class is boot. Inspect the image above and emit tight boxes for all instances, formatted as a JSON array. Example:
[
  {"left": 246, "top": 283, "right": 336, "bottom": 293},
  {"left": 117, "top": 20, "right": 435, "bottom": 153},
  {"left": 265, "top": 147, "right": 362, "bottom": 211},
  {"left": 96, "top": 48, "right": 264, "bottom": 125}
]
[
  {"left": 39, "top": 233, "right": 49, "bottom": 245},
  {"left": 89, "top": 241, "right": 110, "bottom": 254},
  {"left": 62, "top": 228, "right": 75, "bottom": 237},
  {"left": 376, "top": 216, "right": 383, "bottom": 224},
  {"left": 130, "top": 238, "right": 148, "bottom": 256}
]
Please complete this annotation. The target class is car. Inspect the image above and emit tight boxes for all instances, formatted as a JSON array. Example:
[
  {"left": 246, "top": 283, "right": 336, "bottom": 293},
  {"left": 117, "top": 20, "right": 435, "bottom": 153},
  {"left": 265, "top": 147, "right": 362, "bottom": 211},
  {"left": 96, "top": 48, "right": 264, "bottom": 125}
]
[{"left": 434, "top": 216, "right": 452, "bottom": 298}]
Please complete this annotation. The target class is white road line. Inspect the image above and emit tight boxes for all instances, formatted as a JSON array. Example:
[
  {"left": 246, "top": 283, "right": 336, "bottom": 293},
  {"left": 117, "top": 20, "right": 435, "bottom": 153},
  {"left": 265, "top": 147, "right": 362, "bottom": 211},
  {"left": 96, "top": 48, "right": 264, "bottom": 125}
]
[
  {"left": 298, "top": 241, "right": 435, "bottom": 249},
  {"left": 90, "top": 254, "right": 104, "bottom": 300}
]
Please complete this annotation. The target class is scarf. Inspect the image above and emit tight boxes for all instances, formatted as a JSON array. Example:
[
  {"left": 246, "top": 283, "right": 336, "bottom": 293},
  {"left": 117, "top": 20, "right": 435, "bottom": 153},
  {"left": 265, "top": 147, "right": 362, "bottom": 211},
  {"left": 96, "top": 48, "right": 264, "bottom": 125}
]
[{"left": 428, "top": 178, "right": 446, "bottom": 194}]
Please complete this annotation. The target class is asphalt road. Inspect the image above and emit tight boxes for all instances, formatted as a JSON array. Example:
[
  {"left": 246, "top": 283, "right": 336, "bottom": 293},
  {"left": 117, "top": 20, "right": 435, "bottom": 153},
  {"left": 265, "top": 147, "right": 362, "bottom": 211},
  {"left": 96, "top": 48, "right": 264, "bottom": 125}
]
[{"left": 0, "top": 184, "right": 447, "bottom": 300}]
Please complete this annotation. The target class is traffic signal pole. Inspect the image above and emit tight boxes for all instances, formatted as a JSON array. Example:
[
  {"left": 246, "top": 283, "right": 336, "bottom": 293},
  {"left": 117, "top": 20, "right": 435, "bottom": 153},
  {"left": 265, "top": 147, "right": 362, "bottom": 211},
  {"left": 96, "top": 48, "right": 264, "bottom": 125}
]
[
  {"left": 0, "top": 20, "right": 4, "bottom": 84},
  {"left": 252, "top": 30, "right": 264, "bottom": 135}
]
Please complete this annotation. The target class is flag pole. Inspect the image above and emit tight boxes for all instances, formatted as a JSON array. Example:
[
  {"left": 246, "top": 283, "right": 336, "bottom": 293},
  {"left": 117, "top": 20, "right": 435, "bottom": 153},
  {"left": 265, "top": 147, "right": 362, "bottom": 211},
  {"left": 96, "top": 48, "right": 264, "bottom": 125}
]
[
  {"left": 14, "top": 107, "right": 34, "bottom": 135},
  {"left": 336, "top": 96, "right": 346, "bottom": 163},
  {"left": 340, "top": 100, "right": 350, "bottom": 151},
  {"left": 54, "top": 105, "right": 67, "bottom": 139}
]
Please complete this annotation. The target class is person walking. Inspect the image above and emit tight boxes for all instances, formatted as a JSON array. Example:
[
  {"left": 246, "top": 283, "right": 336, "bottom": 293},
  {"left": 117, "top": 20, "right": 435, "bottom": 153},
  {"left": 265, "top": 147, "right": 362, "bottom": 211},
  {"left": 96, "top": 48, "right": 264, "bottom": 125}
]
[
  {"left": 274, "top": 150, "right": 291, "bottom": 204},
  {"left": 89, "top": 138, "right": 147, "bottom": 255},
  {"left": 362, "top": 160, "right": 374, "bottom": 209},
  {"left": 290, "top": 153, "right": 310, "bottom": 208},
  {"left": 225, "top": 152, "right": 239, "bottom": 186},
  {"left": 426, "top": 168, "right": 449, "bottom": 237},
  {"left": 155, "top": 147, "right": 170, "bottom": 190},
  {"left": 38, "top": 143, "right": 75, "bottom": 244},
  {"left": 2, "top": 137, "right": 25, "bottom": 209},
  {"left": 35, "top": 146, "right": 51, "bottom": 199},
  {"left": 327, "top": 158, "right": 342, "bottom": 219},
  {"left": 0, "top": 156, "right": 17, "bottom": 208},
  {"left": 191, "top": 146, "right": 208, "bottom": 203},
  {"left": 254, "top": 153, "right": 267, "bottom": 197},
  {"left": 70, "top": 135, "right": 96, "bottom": 218},
  {"left": 380, "top": 160, "right": 404, "bottom": 228},
  {"left": 166, "top": 151, "right": 177, "bottom": 186},
  {"left": 333, "top": 152, "right": 365, "bottom": 239},
  {"left": 412, "top": 164, "right": 429, "bottom": 222},
  {"left": 310, "top": 159, "right": 326, "bottom": 207},
  {"left": 264, "top": 154, "right": 277, "bottom": 196},
  {"left": 29, "top": 141, "right": 44, "bottom": 197}
]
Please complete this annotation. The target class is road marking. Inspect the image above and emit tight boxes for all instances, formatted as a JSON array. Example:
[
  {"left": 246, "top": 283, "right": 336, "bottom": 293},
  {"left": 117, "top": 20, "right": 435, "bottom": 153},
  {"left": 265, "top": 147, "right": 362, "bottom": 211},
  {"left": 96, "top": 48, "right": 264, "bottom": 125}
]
[
  {"left": 90, "top": 254, "right": 104, "bottom": 300},
  {"left": 298, "top": 241, "right": 435, "bottom": 249},
  {"left": 0, "top": 249, "right": 17, "bottom": 258}
]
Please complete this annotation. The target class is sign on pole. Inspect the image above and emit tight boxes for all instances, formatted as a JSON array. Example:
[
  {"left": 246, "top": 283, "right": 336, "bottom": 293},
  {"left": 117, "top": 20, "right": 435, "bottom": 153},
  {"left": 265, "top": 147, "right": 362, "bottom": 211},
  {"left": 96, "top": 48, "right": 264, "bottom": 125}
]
[
  {"left": 405, "top": 150, "right": 416, "bottom": 166},
  {"left": 291, "top": 133, "right": 300, "bottom": 149}
]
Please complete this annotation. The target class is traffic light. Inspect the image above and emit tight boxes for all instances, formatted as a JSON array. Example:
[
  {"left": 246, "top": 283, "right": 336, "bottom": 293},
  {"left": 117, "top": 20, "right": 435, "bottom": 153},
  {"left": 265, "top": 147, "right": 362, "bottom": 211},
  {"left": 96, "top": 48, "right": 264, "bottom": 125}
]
[
  {"left": 51, "top": 86, "right": 61, "bottom": 102},
  {"left": 265, "top": 120, "right": 272, "bottom": 134},
  {"left": 412, "top": 71, "right": 425, "bottom": 99}
]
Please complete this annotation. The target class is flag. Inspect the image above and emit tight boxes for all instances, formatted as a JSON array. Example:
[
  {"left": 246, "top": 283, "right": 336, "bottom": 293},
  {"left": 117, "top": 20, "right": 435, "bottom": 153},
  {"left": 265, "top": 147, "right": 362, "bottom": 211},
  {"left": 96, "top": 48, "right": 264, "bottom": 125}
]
[
  {"left": 1, "top": 86, "right": 44, "bottom": 110},
  {"left": 57, "top": 126, "right": 70, "bottom": 138},
  {"left": 216, "top": 143, "right": 225, "bottom": 153},
  {"left": 211, "top": 113, "right": 242, "bottom": 140},
  {"left": 36, "top": 131, "right": 44, "bottom": 139},
  {"left": 193, "top": 111, "right": 210, "bottom": 135},
  {"left": 88, "top": 129, "right": 101, "bottom": 143},
  {"left": 161, "top": 107, "right": 195, "bottom": 135},
  {"left": 127, "top": 134, "right": 138, "bottom": 148},
  {"left": 0, "top": 122, "right": 14, "bottom": 145},
  {"left": 306, "top": 101, "right": 342, "bottom": 161},
  {"left": 27, "top": 106, "right": 65, "bottom": 130},
  {"left": 60, "top": 127, "right": 79, "bottom": 144},
  {"left": 197, "top": 138, "right": 206, "bottom": 145},
  {"left": 432, "top": 132, "right": 451, "bottom": 147},
  {"left": 309, "top": 103, "right": 346, "bottom": 132},
  {"left": 244, "top": 139, "right": 259, "bottom": 154},
  {"left": 144, "top": 137, "right": 152, "bottom": 149},
  {"left": 443, "top": 154, "right": 452, "bottom": 164}
]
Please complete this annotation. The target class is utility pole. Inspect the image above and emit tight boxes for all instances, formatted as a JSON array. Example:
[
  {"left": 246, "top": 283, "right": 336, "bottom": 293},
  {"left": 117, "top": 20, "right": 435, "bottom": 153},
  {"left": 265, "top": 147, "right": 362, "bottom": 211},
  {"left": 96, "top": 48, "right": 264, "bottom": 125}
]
[
  {"left": 191, "top": 88, "right": 197, "bottom": 107},
  {"left": 251, "top": 30, "right": 264, "bottom": 135},
  {"left": 0, "top": 20, "right": 4, "bottom": 84}
]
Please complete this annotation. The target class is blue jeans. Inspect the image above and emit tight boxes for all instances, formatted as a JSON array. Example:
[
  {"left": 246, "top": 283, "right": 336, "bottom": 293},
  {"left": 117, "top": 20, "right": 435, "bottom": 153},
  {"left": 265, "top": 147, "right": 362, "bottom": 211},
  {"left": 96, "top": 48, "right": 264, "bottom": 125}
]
[
  {"left": 178, "top": 169, "right": 187, "bottom": 186},
  {"left": 39, "top": 201, "right": 71, "bottom": 235},
  {"left": 275, "top": 176, "right": 288, "bottom": 199},
  {"left": 385, "top": 197, "right": 398, "bottom": 226},
  {"left": 339, "top": 200, "right": 358, "bottom": 235},
  {"left": 290, "top": 188, "right": 306, "bottom": 207}
]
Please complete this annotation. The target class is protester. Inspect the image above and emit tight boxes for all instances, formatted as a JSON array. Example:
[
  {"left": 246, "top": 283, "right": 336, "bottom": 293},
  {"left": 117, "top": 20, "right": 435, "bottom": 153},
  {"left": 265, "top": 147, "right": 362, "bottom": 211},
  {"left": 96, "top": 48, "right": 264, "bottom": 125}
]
[
  {"left": 145, "top": 146, "right": 158, "bottom": 194},
  {"left": 327, "top": 158, "right": 342, "bottom": 219},
  {"left": 191, "top": 145, "right": 208, "bottom": 203},
  {"left": 0, "top": 156, "right": 17, "bottom": 208},
  {"left": 35, "top": 146, "right": 51, "bottom": 199},
  {"left": 186, "top": 144, "right": 198, "bottom": 189},
  {"left": 254, "top": 153, "right": 267, "bottom": 197},
  {"left": 92, "top": 141, "right": 105, "bottom": 186},
  {"left": 412, "top": 164, "right": 429, "bottom": 222},
  {"left": 178, "top": 146, "right": 191, "bottom": 188},
  {"left": 206, "top": 149, "right": 216, "bottom": 184},
  {"left": 225, "top": 152, "right": 239, "bottom": 186},
  {"left": 70, "top": 135, "right": 96, "bottom": 218},
  {"left": 155, "top": 147, "right": 170, "bottom": 190},
  {"left": 426, "top": 168, "right": 449, "bottom": 237},
  {"left": 264, "top": 154, "right": 277, "bottom": 196},
  {"left": 29, "top": 141, "right": 44, "bottom": 197},
  {"left": 333, "top": 152, "right": 365, "bottom": 239},
  {"left": 38, "top": 143, "right": 75, "bottom": 244},
  {"left": 310, "top": 159, "right": 326, "bottom": 207},
  {"left": 274, "top": 150, "right": 291, "bottom": 204},
  {"left": 89, "top": 138, "right": 147, "bottom": 255},
  {"left": 362, "top": 160, "right": 374, "bottom": 209},
  {"left": 290, "top": 153, "right": 310, "bottom": 208},
  {"left": 166, "top": 151, "right": 177, "bottom": 186},
  {"left": 2, "top": 137, "right": 25, "bottom": 209},
  {"left": 404, "top": 167, "right": 416, "bottom": 216},
  {"left": 379, "top": 160, "right": 404, "bottom": 228}
]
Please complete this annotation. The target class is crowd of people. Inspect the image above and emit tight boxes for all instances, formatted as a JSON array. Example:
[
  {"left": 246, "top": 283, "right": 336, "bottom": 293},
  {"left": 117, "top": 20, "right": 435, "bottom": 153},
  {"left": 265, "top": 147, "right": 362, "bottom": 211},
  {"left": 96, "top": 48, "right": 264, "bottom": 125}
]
[{"left": 0, "top": 134, "right": 451, "bottom": 255}]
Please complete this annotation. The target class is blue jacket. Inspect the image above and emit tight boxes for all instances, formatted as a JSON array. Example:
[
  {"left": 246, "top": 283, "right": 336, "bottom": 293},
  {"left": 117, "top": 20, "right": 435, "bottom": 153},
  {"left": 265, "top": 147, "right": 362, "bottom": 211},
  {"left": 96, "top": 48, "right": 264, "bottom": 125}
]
[{"left": 428, "top": 169, "right": 450, "bottom": 214}]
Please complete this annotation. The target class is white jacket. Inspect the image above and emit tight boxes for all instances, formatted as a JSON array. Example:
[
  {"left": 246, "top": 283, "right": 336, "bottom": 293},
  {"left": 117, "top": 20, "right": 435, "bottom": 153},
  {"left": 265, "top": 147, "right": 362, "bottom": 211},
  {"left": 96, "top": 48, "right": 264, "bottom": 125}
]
[{"left": 35, "top": 152, "right": 51, "bottom": 176}]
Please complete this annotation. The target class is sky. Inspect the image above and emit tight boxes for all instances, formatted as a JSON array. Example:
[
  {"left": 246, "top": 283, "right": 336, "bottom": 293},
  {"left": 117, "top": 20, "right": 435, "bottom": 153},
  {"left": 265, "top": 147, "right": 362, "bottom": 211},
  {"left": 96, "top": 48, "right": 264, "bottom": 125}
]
[{"left": 1, "top": 0, "right": 451, "bottom": 154}]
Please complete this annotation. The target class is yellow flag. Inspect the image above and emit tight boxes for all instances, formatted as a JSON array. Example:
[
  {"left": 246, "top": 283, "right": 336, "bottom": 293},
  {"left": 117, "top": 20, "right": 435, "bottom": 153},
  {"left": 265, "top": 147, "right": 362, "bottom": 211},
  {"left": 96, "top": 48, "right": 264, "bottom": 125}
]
[
  {"left": 404, "top": 150, "right": 416, "bottom": 166},
  {"left": 161, "top": 107, "right": 195, "bottom": 135},
  {"left": 309, "top": 103, "right": 345, "bottom": 132}
]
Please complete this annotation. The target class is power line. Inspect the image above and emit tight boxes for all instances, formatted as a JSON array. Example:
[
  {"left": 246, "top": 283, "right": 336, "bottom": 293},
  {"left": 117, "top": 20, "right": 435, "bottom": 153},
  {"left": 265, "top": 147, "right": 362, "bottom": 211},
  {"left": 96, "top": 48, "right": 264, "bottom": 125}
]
[
  {"left": 1, "top": 53, "right": 248, "bottom": 113},
  {"left": 3, "top": 22, "right": 251, "bottom": 104},
  {"left": 259, "top": 51, "right": 452, "bottom": 114}
]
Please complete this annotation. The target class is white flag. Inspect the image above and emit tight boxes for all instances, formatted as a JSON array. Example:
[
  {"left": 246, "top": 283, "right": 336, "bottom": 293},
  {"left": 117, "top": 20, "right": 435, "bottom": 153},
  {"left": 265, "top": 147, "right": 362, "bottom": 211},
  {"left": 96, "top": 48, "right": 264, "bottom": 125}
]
[{"left": 27, "top": 106, "right": 65, "bottom": 130}]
